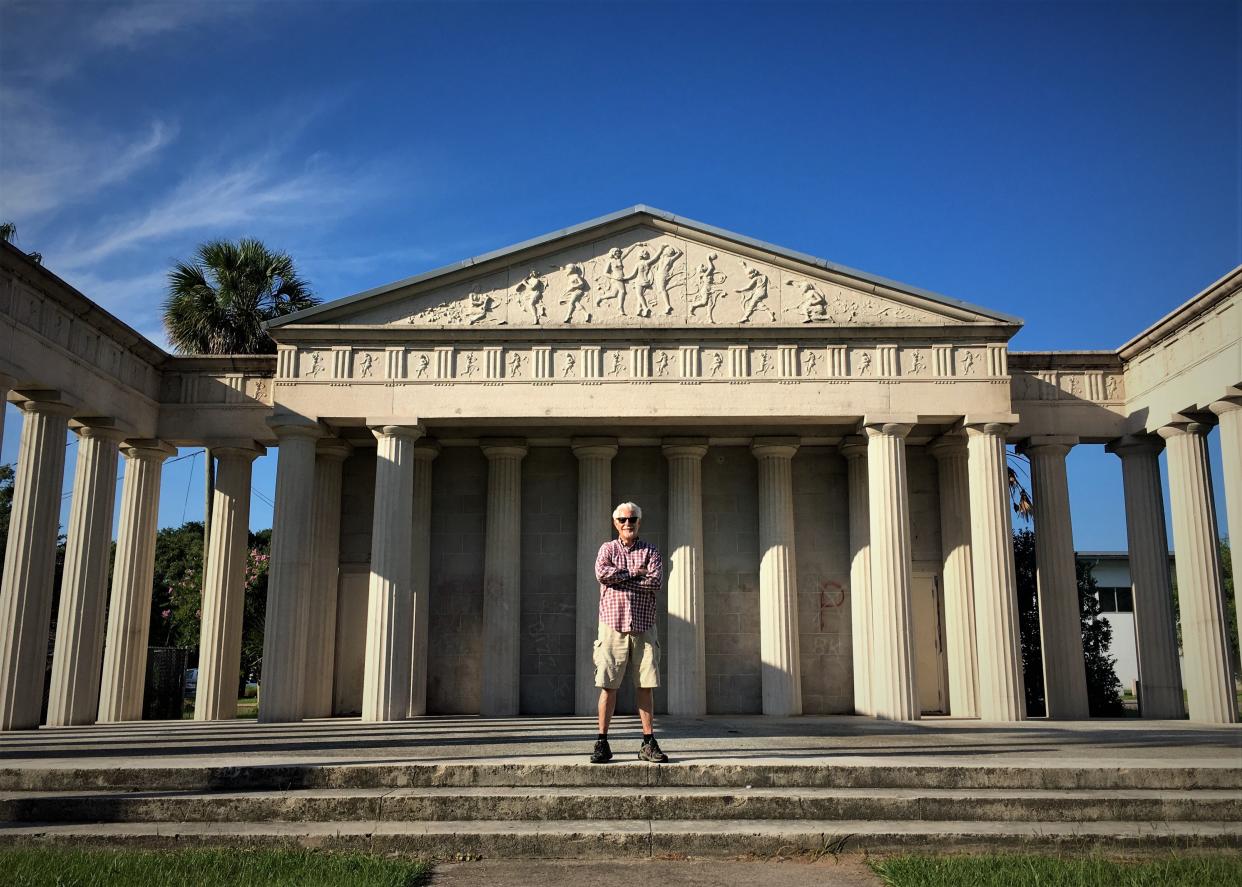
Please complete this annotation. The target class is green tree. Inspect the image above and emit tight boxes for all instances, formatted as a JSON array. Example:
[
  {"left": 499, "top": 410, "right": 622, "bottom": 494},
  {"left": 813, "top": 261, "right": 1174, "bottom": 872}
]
[
  {"left": 1014, "top": 528, "right": 1124, "bottom": 717},
  {"left": 162, "top": 239, "right": 316, "bottom": 355},
  {"left": 0, "top": 464, "right": 13, "bottom": 575}
]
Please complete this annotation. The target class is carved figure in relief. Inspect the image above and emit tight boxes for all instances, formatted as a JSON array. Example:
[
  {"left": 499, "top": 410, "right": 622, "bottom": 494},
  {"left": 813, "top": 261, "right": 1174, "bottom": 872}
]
[
  {"left": 789, "top": 280, "right": 829, "bottom": 323},
  {"left": 509, "top": 353, "right": 524, "bottom": 376},
  {"left": 461, "top": 353, "right": 478, "bottom": 377},
  {"left": 736, "top": 263, "right": 776, "bottom": 323},
  {"left": 910, "top": 351, "right": 926, "bottom": 375},
  {"left": 559, "top": 263, "right": 593, "bottom": 323},
  {"left": 857, "top": 351, "right": 873, "bottom": 375},
  {"left": 687, "top": 253, "right": 727, "bottom": 322},
  {"left": 959, "top": 350, "right": 976, "bottom": 374},
  {"left": 755, "top": 350, "right": 773, "bottom": 375},
  {"left": 1066, "top": 376, "right": 1080, "bottom": 397},
  {"left": 709, "top": 352, "right": 725, "bottom": 376},
  {"left": 415, "top": 354, "right": 430, "bottom": 378},
  {"left": 563, "top": 353, "right": 577, "bottom": 377},
  {"left": 596, "top": 246, "right": 642, "bottom": 316},
  {"left": 655, "top": 351, "right": 672, "bottom": 376},
  {"left": 1106, "top": 375, "right": 1119, "bottom": 399},
  {"left": 627, "top": 243, "right": 670, "bottom": 318},
  {"left": 465, "top": 290, "right": 503, "bottom": 325},
  {"left": 255, "top": 381, "right": 268, "bottom": 401},
  {"left": 652, "top": 246, "right": 684, "bottom": 315},
  {"left": 307, "top": 352, "right": 323, "bottom": 376},
  {"left": 358, "top": 353, "right": 374, "bottom": 377},
  {"left": 802, "top": 351, "right": 819, "bottom": 375},
  {"left": 515, "top": 269, "right": 548, "bottom": 324},
  {"left": 609, "top": 352, "right": 625, "bottom": 375}
]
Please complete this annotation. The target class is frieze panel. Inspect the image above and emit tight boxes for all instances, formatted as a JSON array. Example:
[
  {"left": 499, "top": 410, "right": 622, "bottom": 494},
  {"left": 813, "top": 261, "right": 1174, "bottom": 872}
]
[{"left": 335, "top": 225, "right": 980, "bottom": 330}]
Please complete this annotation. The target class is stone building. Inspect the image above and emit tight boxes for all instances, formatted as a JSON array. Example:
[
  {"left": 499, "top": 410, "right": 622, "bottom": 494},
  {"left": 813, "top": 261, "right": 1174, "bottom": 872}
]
[{"left": 0, "top": 207, "right": 1237, "bottom": 730}]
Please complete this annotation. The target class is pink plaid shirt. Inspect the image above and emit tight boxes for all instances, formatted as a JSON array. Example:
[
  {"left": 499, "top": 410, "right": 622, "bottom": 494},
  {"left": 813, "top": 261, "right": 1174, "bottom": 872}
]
[{"left": 595, "top": 537, "right": 663, "bottom": 633}]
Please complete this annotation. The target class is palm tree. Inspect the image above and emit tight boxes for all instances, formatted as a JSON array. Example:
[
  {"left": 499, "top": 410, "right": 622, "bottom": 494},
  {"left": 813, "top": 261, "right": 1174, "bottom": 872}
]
[
  {"left": 1, "top": 221, "right": 41, "bottom": 264},
  {"left": 162, "top": 238, "right": 317, "bottom": 355}
]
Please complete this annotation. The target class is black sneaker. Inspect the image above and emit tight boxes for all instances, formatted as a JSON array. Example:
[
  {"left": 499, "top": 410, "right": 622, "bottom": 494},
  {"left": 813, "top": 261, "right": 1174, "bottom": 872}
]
[
  {"left": 638, "top": 738, "right": 668, "bottom": 763},
  {"left": 590, "top": 738, "right": 613, "bottom": 764}
]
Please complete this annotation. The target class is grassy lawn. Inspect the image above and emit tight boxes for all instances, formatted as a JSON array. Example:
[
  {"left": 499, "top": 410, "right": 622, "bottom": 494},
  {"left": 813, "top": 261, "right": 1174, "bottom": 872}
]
[
  {"left": 869, "top": 853, "right": 1242, "bottom": 886},
  {"left": 3, "top": 848, "right": 430, "bottom": 886}
]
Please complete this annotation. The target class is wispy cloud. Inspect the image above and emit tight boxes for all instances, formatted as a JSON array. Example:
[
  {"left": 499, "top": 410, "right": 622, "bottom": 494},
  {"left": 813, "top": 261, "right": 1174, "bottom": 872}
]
[{"left": 90, "top": 1, "right": 240, "bottom": 48}]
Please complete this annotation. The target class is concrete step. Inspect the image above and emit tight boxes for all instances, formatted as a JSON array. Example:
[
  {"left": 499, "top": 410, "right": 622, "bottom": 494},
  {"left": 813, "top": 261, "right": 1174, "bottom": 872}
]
[
  {"left": 4, "top": 762, "right": 1239, "bottom": 793},
  {"left": 2, "top": 785, "right": 1239, "bottom": 824},
  {"left": 0, "top": 819, "right": 1237, "bottom": 856}
]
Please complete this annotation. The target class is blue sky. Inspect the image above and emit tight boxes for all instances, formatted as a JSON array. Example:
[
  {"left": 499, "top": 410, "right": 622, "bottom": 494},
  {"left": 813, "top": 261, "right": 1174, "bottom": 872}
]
[{"left": 1, "top": 0, "right": 1238, "bottom": 548}]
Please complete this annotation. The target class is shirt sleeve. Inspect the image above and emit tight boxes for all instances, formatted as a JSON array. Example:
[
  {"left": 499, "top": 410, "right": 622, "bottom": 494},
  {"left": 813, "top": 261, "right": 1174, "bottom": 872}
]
[
  {"left": 638, "top": 545, "right": 664, "bottom": 590},
  {"left": 595, "top": 542, "right": 631, "bottom": 586}
]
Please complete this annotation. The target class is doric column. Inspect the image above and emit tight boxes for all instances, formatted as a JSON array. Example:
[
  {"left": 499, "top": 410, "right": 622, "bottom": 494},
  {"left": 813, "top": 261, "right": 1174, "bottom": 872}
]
[
  {"left": 751, "top": 437, "right": 802, "bottom": 717},
  {"left": 480, "top": 439, "right": 527, "bottom": 717},
  {"left": 0, "top": 396, "right": 74, "bottom": 730},
  {"left": 1209, "top": 398, "right": 1242, "bottom": 665},
  {"left": 194, "top": 444, "right": 264, "bottom": 720},
  {"left": 929, "top": 433, "right": 980, "bottom": 719},
  {"left": 258, "top": 420, "right": 322, "bottom": 723},
  {"left": 408, "top": 441, "right": 439, "bottom": 718},
  {"left": 361, "top": 425, "right": 422, "bottom": 722},
  {"left": 97, "top": 440, "right": 175, "bottom": 723},
  {"left": 864, "top": 421, "right": 919, "bottom": 721},
  {"left": 572, "top": 438, "right": 617, "bottom": 715},
  {"left": 1159, "top": 421, "right": 1237, "bottom": 723},
  {"left": 840, "top": 436, "right": 873, "bottom": 716},
  {"left": 1106, "top": 435, "right": 1183, "bottom": 717},
  {"left": 1019, "top": 436, "right": 1089, "bottom": 720},
  {"left": 965, "top": 422, "right": 1026, "bottom": 721},
  {"left": 663, "top": 438, "right": 708, "bottom": 716},
  {"left": 302, "top": 440, "right": 350, "bottom": 719},
  {"left": 46, "top": 424, "right": 126, "bottom": 726}
]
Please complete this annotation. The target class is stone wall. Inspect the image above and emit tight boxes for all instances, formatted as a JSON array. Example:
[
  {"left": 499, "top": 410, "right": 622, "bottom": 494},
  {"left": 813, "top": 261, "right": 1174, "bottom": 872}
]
[{"left": 332, "top": 450, "right": 377, "bottom": 715}]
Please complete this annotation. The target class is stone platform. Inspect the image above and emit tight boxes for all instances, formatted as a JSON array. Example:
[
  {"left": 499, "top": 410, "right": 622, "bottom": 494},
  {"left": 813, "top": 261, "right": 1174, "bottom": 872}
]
[{"left": 0, "top": 715, "right": 1238, "bottom": 856}]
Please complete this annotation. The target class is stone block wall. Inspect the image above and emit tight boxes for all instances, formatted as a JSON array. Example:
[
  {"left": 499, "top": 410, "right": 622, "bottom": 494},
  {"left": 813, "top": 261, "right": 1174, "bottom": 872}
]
[
  {"left": 907, "top": 447, "right": 943, "bottom": 568},
  {"left": 332, "top": 450, "right": 377, "bottom": 715},
  {"left": 519, "top": 447, "right": 577, "bottom": 714}
]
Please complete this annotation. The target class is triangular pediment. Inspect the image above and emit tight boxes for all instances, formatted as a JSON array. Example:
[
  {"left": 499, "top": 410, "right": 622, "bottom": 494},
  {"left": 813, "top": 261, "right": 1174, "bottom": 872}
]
[{"left": 270, "top": 207, "right": 1020, "bottom": 333}]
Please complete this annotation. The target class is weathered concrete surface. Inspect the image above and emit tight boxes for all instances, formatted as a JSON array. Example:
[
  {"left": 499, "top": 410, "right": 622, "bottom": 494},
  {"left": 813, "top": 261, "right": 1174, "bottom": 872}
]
[{"left": 427, "top": 858, "right": 883, "bottom": 887}]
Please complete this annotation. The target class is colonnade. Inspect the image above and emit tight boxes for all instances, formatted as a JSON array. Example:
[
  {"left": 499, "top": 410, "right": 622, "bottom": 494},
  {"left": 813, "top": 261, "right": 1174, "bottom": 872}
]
[{"left": 0, "top": 390, "right": 1238, "bottom": 729}]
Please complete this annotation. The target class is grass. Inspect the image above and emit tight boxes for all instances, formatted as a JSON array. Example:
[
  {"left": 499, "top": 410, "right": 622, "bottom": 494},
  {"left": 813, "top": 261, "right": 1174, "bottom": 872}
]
[
  {"left": 2, "top": 847, "right": 431, "bottom": 886},
  {"left": 869, "top": 853, "right": 1242, "bottom": 886}
]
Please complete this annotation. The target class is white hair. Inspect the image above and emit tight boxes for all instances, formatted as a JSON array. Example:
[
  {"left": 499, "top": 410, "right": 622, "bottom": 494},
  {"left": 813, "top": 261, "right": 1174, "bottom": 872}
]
[{"left": 613, "top": 501, "right": 642, "bottom": 520}]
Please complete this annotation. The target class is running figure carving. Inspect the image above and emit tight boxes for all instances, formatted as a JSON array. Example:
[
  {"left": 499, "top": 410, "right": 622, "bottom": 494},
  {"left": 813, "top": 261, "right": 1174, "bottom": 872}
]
[
  {"left": 688, "top": 253, "right": 727, "bottom": 323},
  {"left": 515, "top": 270, "right": 548, "bottom": 324},
  {"left": 736, "top": 262, "right": 776, "bottom": 323},
  {"left": 559, "top": 263, "right": 592, "bottom": 323}
]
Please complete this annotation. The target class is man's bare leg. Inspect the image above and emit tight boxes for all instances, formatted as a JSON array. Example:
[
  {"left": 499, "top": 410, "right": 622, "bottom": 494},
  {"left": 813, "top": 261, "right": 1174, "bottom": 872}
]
[
  {"left": 636, "top": 687, "right": 654, "bottom": 735},
  {"left": 597, "top": 688, "right": 617, "bottom": 735}
]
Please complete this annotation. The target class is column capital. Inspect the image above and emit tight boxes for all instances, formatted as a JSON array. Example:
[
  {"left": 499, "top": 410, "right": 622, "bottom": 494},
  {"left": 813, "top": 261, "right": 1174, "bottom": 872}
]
[
  {"left": 120, "top": 439, "right": 177, "bottom": 461},
  {"left": 1017, "top": 435, "right": 1078, "bottom": 459},
  {"left": 316, "top": 439, "right": 354, "bottom": 462},
  {"left": 72, "top": 423, "right": 129, "bottom": 444},
  {"left": 863, "top": 422, "right": 913, "bottom": 439},
  {"left": 481, "top": 438, "right": 528, "bottom": 460},
  {"left": 928, "top": 432, "right": 968, "bottom": 460},
  {"left": 1208, "top": 396, "right": 1242, "bottom": 418},
  {"left": 412, "top": 440, "right": 441, "bottom": 461},
  {"left": 1157, "top": 420, "right": 1215, "bottom": 441},
  {"left": 211, "top": 443, "right": 266, "bottom": 462},
  {"left": 839, "top": 434, "right": 867, "bottom": 460},
  {"left": 662, "top": 437, "right": 708, "bottom": 459},
  {"left": 751, "top": 436, "right": 799, "bottom": 459},
  {"left": 266, "top": 413, "right": 325, "bottom": 440},
  {"left": 1105, "top": 434, "right": 1163, "bottom": 458},
  {"left": 370, "top": 424, "right": 424, "bottom": 443},
  {"left": 964, "top": 421, "right": 1013, "bottom": 438},
  {"left": 15, "top": 391, "right": 76, "bottom": 417},
  {"left": 572, "top": 437, "right": 618, "bottom": 460}
]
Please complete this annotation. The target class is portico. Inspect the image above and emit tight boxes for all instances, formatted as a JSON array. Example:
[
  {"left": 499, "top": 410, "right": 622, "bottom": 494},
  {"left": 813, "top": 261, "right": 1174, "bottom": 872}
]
[{"left": 0, "top": 208, "right": 1238, "bottom": 728}]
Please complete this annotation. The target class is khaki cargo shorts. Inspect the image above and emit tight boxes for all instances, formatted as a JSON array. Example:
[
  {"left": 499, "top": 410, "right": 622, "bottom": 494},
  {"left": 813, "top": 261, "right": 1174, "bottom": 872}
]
[{"left": 593, "top": 622, "right": 661, "bottom": 690}]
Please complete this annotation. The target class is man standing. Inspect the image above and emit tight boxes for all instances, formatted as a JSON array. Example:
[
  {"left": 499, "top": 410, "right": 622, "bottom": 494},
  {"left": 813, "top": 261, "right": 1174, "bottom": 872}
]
[{"left": 590, "top": 502, "right": 668, "bottom": 763}]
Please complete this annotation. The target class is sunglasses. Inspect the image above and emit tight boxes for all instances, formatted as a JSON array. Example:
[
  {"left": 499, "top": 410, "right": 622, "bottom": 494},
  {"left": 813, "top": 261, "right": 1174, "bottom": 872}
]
[{"left": 614, "top": 516, "right": 638, "bottom": 523}]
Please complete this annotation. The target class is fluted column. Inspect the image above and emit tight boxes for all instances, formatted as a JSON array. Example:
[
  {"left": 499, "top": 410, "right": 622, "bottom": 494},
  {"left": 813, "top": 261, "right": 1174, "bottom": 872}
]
[
  {"left": 864, "top": 422, "right": 918, "bottom": 721},
  {"left": 1020, "top": 437, "right": 1090, "bottom": 719},
  {"left": 301, "top": 440, "right": 351, "bottom": 718},
  {"left": 663, "top": 438, "right": 708, "bottom": 716},
  {"left": 1159, "top": 421, "right": 1237, "bottom": 723},
  {"left": 195, "top": 444, "right": 263, "bottom": 720},
  {"left": 98, "top": 440, "right": 175, "bottom": 723},
  {"left": 929, "top": 434, "right": 979, "bottom": 718},
  {"left": 0, "top": 397, "right": 74, "bottom": 730},
  {"left": 572, "top": 438, "right": 617, "bottom": 715},
  {"left": 408, "top": 441, "right": 438, "bottom": 718},
  {"left": 840, "top": 436, "right": 873, "bottom": 716},
  {"left": 258, "top": 421, "right": 322, "bottom": 723},
  {"left": 1106, "top": 435, "right": 1183, "bottom": 717},
  {"left": 361, "top": 425, "right": 422, "bottom": 722},
  {"left": 1209, "top": 398, "right": 1241, "bottom": 664},
  {"left": 751, "top": 437, "right": 801, "bottom": 717},
  {"left": 966, "top": 422, "right": 1026, "bottom": 721},
  {"left": 46, "top": 424, "right": 126, "bottom": 726},
  {"left": 480, "top": 439, "right": 526, "bottom": 717}
]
